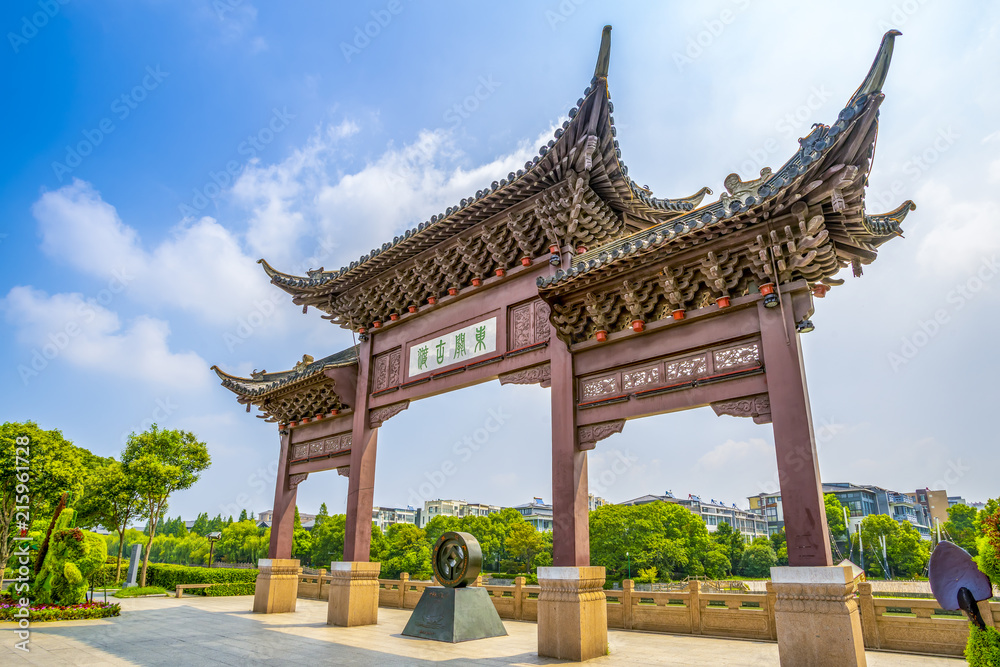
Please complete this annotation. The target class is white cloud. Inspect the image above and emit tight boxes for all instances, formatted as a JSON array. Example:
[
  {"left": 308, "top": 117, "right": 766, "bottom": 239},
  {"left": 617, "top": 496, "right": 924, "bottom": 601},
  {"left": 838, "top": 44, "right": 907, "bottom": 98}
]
[
  {"left": 32, "top": 180, "right": 278, "bottom": 328},
  {"left": 2, "top": 286, "right": 210, "bottom": 389},
  {"left": 698, "top": 438, "right": 772, "bottom": 471},
  {"left": 231, "top": 120, "right": 556, "bottom": 272},
  {"left": 915, "top": 180, "right": 1000, "bottom": 276}
]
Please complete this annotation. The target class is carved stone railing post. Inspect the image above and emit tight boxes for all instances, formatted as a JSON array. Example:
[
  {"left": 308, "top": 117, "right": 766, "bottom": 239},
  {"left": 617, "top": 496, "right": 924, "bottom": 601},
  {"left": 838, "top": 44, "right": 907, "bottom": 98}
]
[
  {"left": 622, "top": 579, "right": 634, "bottom": 630},
  {"left": 689, "top": 580, "right": 702, "bottom": 634},
  {"left": 537, "top": 566, "right": 608, "bottom": 661},
  {"left": 253, "top": 558, "right": 300, "bottom": 614},
  {"left": 857, "top": 581, "right": 878, "bottom": 649},
  {"left": 514, "top": 576, "right": 525, "bottom": 620},
  {"left": 771, "top": 566, "right": 866, "bottom": 666},
  {"left": 398, "top": 572, "right": 408, "bottom": 608}
]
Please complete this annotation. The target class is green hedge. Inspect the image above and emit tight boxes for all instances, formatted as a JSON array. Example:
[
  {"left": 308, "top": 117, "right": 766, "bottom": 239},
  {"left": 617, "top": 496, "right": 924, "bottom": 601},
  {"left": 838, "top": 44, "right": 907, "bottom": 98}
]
[
  {"left": 0, "top": 600, "right": 120, "bottom": 622},
  {"left": 145, "top": 564, "right": 258, "bottom": 591},
  {"left": 203, "top": 582, "right": 256, "bottom": 596}
]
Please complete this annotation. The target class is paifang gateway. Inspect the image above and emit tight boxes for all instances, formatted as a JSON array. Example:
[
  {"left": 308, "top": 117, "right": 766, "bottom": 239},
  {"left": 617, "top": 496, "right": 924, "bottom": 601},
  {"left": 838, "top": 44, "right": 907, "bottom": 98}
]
[{"left": 212, "top": 26, "right": 912, "bottom": 580}]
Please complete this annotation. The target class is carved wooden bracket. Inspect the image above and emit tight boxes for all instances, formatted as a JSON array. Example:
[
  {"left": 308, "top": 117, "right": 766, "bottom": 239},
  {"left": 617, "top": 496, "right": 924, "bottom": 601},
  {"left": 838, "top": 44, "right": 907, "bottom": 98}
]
[
  {"left": 499, "top": 364, "right": 552, "bottom": 388},
  {"left": 711, "top": 393, "right": 772, "bottom": 424},
  {"left": 369, "top": 400, "right": 410, "bottom": 428},
  {"left": 577, "top": 420, "right": 626, "bottom": 451},
  {"left": 337, "top": 467, "right": 350, "bottom": 478},
  {"left": 289, "top": 473, "right": 308, "bottom": 488}
]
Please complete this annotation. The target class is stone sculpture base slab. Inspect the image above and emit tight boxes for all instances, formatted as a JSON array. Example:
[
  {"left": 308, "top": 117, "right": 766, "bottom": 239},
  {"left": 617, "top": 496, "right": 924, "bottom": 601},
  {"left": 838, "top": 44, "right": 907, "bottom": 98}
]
[
  {"left": 537, "top": 566, "right": 608, "bottom": 661},
  {"left": 771, "top": 565, "right": 866, "bottom": 667},
  {"left": 402, "top": 586, "right": 507, "bottom": 643},
  {"left": 327, "top": 561, "right": 381, "bottom": 627},
  {"left": 252, "top": 558, "right": 300, "bottom": 614}
]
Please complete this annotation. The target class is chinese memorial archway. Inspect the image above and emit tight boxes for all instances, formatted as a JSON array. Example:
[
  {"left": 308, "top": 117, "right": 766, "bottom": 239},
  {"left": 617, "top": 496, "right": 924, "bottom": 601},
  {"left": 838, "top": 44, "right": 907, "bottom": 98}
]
[{"left": 213, "top": 26, "right": 912, "bottom": 665}]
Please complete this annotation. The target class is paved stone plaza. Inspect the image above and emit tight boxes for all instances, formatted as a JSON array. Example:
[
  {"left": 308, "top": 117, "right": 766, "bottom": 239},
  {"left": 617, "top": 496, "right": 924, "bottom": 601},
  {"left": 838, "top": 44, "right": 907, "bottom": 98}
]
[{"left": 3, "top": 596, "right": 961, "bottom": 666}]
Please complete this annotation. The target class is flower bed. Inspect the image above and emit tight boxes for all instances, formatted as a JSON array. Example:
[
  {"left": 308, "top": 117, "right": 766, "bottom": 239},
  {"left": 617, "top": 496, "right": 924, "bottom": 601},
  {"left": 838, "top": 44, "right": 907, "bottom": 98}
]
[{"left": 0, "top": 599, "right": 121, "bottom": 622}]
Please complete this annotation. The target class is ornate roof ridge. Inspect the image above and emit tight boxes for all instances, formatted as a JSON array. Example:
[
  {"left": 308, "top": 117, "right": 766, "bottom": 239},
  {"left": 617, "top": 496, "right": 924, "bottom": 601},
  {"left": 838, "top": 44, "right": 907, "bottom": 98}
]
[
  {"left": 538, "top": 30, "right": 906, "bottom": 291},
  {"left": 212, "top": 347, "right": 359, "bottom": 397},
  {"left": 259, "top": 25, "right": 707, "bottom": 298}
]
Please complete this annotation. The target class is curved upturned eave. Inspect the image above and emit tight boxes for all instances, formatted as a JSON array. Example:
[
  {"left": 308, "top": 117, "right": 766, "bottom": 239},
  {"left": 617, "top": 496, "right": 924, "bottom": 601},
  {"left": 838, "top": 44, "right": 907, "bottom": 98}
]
[
  {"left": 255, "top": 25, "right": 708, "bottom": 296},
  {"left": 538, "top": 30, "right": 906, "bottom": 292},
  {"left": 211, "top": 348, "right": 359, "bottom": 398}
]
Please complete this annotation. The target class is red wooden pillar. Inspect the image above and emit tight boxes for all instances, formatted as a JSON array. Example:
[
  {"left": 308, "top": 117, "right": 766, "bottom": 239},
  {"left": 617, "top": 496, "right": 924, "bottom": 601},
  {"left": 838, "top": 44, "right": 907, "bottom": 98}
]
[
  {"left": 267, "top": 428, "right": 297, "bottom": 558},
  {"left": 759, "top": 294, "right": 832, "bottom": 567},
  {"left": 550, "top": 335, "right": 590, "bottom": 567},
  {"left": 344, "top": 336, "right": 378, "bottom": 562}
]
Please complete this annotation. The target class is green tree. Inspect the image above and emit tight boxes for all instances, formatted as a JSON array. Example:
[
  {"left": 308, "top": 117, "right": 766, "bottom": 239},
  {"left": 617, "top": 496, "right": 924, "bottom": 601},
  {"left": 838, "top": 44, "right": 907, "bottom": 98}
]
[
  {"left": 85, "top": 458, "right": 146, "bottom": 581},
  {"left": 238, "top": 509, "right": 248, "bottom": 522},
  {"left": 190, "top": 512, "right": 209, "bottom": 536},
  {"left": 0, "top": 422, "right": 88, "bottom": 573},
  {"left": 703, "top": 546, "right": 731, "bottom": 579},
  {"left": 943, "top": 503, "right": 979, "bottom": 555},
  {"left": 217, "top": 519, "right": 267, "bottom": 563},
  {"left": 380, "top": 523, "right": 432, "bottom": 579},
  {"left": 859, "top": 514, "right": 929, "bottom": 579},
  {"left": 505, "top": 522, "right": 543, "bottom": 571},
  {"left": 590, "top": 502, "right": 713, "bottom": 581},
  {"left": 122, "top": 425, "right": 211, "bottom": 586},
  {"left": 770, "top": 528, "right": 788, "bottom": 566},
  {"left": 739, "top": 542, "right": 778, "bottom": 578},
  {"left": 310, "top": 514, "right": 346, "bottom": 567},
  {"left": 316, "top": 503, "right": 329, "bottom": 527},
  {"left": 712, "top": 522, "right": 744, "bottom": 575},
  {"left": 976, "top": 502, "right": 1000, "bottom": 584},
  {"left": 291, "top": 506, "right": 313, "bottom": 565}
]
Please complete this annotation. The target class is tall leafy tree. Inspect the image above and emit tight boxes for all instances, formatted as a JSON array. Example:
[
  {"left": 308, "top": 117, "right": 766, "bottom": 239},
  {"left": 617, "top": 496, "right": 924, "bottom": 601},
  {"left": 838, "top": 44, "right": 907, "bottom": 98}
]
[
  {"left": 190, "top": 512, "right": 209, "bottom": 536},
  {"left": 859, "top": 514, "right": 929, "bottom": 579},
  {"left": 976, "top": 501, "right": 1000, "bottom": 584},
  {"left": 122, "top": 425, "right": 210, "bottom": 586},
  {"left": 712, "top": 522, "right": 744, "bottom": 574},
  {"left": 0, "top": 422, "right": 87, "bottom": 573},
  {"left": 85, "top": 458, "right": 146, "bottom": 581},
  {"left": 291, "top": 506, "right": 313, "bottom": 565},
  {"left": 316, "top": 503, "right": 329, "bottom": 527},
  {"left": 505, "top": 522, "right": 543, "bottom": 571},
  {"left": 310, "top": 514, "right": 346, "bottom": 567},
  {"left": 943, "top": 503, "right": 978, "bottom": 554}
]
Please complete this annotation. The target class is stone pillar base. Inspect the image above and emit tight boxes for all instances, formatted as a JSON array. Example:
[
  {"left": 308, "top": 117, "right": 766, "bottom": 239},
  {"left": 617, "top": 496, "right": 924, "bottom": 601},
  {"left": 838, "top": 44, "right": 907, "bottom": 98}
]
[
  {"left": 252, "top": 558, "right": 300, "bottom": 614},
  {"left": 327, "top": 561, "right": 381, "bottom": 627},
  {"left": 537, "top": 566, "right": 608, "bottom": 661},
  {"left": 771, "top": 565, "right": 866, "bottom": 667}
]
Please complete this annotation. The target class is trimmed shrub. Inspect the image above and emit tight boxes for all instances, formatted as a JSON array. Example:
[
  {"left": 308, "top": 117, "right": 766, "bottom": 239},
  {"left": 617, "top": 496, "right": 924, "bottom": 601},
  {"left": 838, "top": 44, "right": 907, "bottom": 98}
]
[
  {"left": 112, "top": 586, "right": 166, "bottom": 598},
  {"left": 0, "top": 599, "right": 120, "bottom": 622},
  {"left": 967, "top": 625, "right": 1000, "bottom": 666},
  {"left": 144, "top": 564, "right": 258, "bottom": 591},
  {"left": 203, "top": 582, "right": 256, "bottom": 596}
]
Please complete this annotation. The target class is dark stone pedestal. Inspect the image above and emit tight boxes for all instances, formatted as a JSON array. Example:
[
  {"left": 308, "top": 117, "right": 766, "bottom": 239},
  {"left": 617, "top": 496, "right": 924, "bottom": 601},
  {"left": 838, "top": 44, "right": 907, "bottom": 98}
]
[{"left": 402, "top": 586, "right": 507, "bottom": 643}]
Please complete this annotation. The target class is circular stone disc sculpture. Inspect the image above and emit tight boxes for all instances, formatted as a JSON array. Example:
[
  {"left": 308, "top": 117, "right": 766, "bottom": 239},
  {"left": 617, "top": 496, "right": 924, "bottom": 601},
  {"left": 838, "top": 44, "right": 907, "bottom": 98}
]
[{"left": 432, "top": 531, "right": 482, "bottom": 588}]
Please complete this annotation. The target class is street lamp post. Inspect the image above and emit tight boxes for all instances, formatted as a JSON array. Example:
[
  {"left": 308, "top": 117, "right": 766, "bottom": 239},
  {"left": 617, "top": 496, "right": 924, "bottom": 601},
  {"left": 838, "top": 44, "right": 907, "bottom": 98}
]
[
  {"left": 626, "top": 551, "right": 630, "bottom": 581},
  {"left": 207, "top": 531, "right": 222, "bottom": 568}
]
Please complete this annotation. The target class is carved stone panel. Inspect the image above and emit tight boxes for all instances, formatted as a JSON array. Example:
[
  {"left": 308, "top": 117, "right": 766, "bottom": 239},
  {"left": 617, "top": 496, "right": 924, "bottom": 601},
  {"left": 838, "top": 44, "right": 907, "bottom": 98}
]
[
  {"left": 499, "top": 364, "right": 551, "bottom": 388},
  {"left": 714, "top": 342, "right": 761, "bottom": 371},
  {"left": 665, "top": 354, "right": 708, "bottom": 381},
  {"left": 369, "top": 400, "right": 410, "bottom": 428},
  {"left": 508, "top": 299, "right": 553, "bottom": 351},
  {"left": 372, "top": 348, "right": 402, "bottom": 393},
  {"left": 711, "top": 393, "right": 772, "bottom": 424},
  {"left": 581, "top": 374, "right": 619, "bottom": 400},
  {"left": 622, "top": 365, "right": 660, "bottom": 391},
  {"left": 577, "top": 420, "right": 625, "bottom": 451},
  {"left": 289, "top": 473, "right": 308, "bottom": 488}
]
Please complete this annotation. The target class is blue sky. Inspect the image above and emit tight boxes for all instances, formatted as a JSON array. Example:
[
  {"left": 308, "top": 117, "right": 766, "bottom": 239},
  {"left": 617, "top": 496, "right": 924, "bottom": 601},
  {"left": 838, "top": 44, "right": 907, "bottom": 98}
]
[{"left": 2, "top": 0, "right": 998, "bottom": 522}]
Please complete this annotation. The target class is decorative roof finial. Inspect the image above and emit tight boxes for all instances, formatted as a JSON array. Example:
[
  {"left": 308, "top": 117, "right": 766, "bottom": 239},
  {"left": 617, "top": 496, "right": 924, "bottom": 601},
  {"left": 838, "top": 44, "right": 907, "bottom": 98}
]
[
  {"left": 594, "top": 25, "right": 612, "bottom": 79},
  {"left": 851, "top": 29, "right": 902, "bottom": 104}
]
